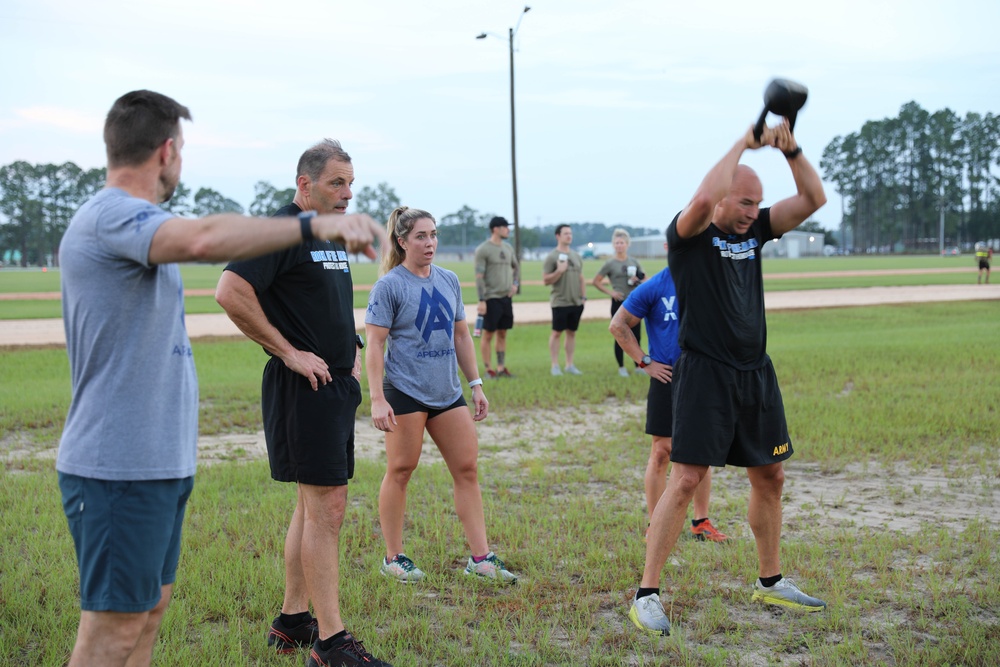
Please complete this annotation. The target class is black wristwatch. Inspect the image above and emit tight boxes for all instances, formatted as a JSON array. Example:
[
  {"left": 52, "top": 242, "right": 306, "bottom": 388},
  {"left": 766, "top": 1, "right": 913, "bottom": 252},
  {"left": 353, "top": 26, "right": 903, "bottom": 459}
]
[
  {"left": 783, "top": 146, "right": 803, "bottom": 159},
  {"left": 298, "top": 210, "right": 317, "bottom": 242},
  {"left": 355, "top": 334, "right": 365, "bottom": 350},
  {"left": 638, "top": 354, "right": 652, "bottom": 368}
]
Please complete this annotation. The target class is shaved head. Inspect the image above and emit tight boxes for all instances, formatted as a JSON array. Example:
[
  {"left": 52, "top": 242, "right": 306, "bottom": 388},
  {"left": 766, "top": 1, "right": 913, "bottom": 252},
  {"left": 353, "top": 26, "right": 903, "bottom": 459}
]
[{"left": 714, "top": 165, "right": 763, "bottom": 235}]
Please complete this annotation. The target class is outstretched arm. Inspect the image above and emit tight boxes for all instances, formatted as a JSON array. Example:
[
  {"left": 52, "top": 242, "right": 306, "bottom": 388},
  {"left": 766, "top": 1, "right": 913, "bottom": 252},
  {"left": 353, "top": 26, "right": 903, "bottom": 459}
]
[
  {"left": 767, "top": 120, "right": 827, "bottom": 236},
  {"left": 149, "top": 211, "right": 386, "bottom": 265}
]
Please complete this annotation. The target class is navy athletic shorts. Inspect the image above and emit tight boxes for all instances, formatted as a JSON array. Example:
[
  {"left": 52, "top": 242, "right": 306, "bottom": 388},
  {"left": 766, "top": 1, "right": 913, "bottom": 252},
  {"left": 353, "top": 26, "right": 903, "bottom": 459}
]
[{"left": 59, "top": 472, "right": 194, "bottom": 612}]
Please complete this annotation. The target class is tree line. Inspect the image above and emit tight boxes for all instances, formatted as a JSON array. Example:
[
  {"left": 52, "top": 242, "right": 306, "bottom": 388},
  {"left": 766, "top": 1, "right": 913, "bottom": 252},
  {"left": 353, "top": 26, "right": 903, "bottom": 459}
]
[
  {"left": 821, "top": 101, "right": 999, "bottom": 252},
  {"left": 0, "top": 164, "right": 657, "bottom": 266}
]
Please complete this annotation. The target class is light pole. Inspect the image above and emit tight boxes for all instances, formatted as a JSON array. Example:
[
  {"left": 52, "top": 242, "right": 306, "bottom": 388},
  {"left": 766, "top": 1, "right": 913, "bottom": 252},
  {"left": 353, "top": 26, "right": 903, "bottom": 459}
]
[{"left": 477, "top": 5, "right": 530, "bottom": 267}]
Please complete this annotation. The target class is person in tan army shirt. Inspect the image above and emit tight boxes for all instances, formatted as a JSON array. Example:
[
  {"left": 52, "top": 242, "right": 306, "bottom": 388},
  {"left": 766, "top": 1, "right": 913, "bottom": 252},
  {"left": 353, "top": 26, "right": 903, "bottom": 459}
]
[
  {"left": 474, "top": 217, "right": 520, "bottom": 377},
  {"left": 542, "top": 224, "right": 587, "bottom": 376}
]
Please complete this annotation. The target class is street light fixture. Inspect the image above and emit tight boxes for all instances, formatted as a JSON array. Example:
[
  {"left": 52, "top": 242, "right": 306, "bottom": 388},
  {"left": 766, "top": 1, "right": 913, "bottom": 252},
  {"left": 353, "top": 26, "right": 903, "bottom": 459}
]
[{"left": 477, "top": 5, "right": 531, "bottom": 268}]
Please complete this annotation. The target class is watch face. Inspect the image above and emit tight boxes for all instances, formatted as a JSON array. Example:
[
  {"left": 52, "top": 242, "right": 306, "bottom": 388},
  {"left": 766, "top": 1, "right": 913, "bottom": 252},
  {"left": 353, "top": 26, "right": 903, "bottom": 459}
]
[{"left": 642, "top": 355, "right": 652, "bottom": 366}]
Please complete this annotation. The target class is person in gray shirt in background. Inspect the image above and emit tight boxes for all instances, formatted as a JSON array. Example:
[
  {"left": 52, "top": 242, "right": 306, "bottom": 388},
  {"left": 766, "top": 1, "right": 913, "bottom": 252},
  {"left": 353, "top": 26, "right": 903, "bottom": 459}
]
[{"left": 366, "top": 206, "right": 517, "bottom": 585}]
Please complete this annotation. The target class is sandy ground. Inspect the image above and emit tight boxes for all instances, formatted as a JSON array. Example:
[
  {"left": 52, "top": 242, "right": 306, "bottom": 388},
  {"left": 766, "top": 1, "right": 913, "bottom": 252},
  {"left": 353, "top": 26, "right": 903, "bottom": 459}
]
[{"left": 2, "top": 283, "right": 999, "bottom": 347}]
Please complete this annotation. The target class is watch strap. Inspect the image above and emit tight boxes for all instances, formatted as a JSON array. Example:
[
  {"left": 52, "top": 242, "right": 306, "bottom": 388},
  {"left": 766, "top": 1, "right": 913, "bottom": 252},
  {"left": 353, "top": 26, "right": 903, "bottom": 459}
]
[{"left": 298, "top": 210, "right": 317, "bottom": 242}]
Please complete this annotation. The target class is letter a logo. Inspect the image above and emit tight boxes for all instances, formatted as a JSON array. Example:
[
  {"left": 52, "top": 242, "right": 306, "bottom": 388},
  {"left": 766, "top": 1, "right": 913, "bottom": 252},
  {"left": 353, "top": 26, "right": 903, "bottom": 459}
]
[{"left": 415, "top": 288, "right": 455, "bottom": 343}]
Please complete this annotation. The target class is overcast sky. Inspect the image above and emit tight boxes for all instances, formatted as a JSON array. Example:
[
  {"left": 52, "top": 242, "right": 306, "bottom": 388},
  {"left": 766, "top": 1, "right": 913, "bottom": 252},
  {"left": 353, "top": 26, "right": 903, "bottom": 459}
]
[{"left": 2, "top": 0, "right": 998, "bottom": 233}]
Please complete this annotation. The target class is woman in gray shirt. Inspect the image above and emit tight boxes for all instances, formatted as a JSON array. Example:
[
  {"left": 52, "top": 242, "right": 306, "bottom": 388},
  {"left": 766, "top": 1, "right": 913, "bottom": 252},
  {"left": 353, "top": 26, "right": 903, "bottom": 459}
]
[
  {"left": 365, "top": 206, "right": 516, "bottom": 585},
  {"left": 593, "top": 228, "right": 645, "bottom": 376}
]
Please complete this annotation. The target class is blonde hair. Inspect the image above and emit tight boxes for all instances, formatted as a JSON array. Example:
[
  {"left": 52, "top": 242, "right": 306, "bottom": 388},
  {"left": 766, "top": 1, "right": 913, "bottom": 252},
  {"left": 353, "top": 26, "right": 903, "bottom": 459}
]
[
  {"left": 612, "top": 228, "right": 631, "bottom": 244},
  {"left": 380, "top": 206, "right": 436, "bottom": 275}
]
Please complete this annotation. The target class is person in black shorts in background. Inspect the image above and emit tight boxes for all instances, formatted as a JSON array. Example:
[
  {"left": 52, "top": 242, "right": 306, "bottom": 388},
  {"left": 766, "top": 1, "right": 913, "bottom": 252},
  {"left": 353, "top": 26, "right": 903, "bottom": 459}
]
[
  {"left": 216, "top": 140, "right": 392, "bottom": 667},
  {"left": 542, "top": 224, "right": 587, "bottom": 375},
  {"left": 474, "top": 216, "right": 520, "bottom": 377},
  {"left": 629, "top": 118, "right": 828, "bottom": 637}
]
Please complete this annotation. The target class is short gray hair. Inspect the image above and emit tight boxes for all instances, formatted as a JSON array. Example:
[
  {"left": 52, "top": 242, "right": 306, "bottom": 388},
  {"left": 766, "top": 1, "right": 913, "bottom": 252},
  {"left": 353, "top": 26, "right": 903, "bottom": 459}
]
[{"left": 296, "top": 139, "right": 351, "bottom": 182}]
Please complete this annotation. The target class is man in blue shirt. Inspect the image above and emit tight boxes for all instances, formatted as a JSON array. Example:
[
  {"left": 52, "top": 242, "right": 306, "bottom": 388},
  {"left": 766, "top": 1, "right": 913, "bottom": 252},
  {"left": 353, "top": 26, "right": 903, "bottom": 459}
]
[{"left": 609, "top": 237, "right": 728, "bottom": 544}]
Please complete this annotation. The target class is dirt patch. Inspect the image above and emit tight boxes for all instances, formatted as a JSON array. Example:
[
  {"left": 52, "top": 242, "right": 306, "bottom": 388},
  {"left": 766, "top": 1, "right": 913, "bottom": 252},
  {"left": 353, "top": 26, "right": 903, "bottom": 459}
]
[
  {"left": 194, "top": 399, "right": 1000, "bottom": 537},
  {"left": 11, "top": 398, "right": 997, "bottom": 535}
]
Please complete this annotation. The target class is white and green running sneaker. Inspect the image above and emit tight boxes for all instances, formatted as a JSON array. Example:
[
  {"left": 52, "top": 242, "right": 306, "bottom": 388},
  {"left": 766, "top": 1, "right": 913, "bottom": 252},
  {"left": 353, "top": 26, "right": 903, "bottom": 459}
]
[
  {"left": 751, "top": 578, "right": 826, "bottom": 612},
  {"left": 464, "top": 552, "right": 517, "bottom": 584},
  {"left": 628, "top": 592, "right": 671, "bottom": 636},
  {"left": 380, "top": 554, "right": 425, "bottom": 583}
]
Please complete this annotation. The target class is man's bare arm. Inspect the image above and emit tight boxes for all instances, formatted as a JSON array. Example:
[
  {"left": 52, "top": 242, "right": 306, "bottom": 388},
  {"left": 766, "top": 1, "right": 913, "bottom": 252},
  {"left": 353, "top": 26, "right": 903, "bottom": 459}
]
[{"left": 766, "top": 121, "right": 827, "bottom": 236}]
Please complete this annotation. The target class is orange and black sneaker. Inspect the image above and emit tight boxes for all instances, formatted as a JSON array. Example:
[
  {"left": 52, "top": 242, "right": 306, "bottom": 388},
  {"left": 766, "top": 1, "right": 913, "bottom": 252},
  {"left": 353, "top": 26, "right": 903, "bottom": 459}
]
[
  {"left": 486, "top": 368, "right": 498, "bottom": 379},
  {"left": 691, "top": 519, "right": 730, "bottom": 543},
  {"left": 497, "top": 368, "right": 514, "bottom": 378},
  {"left": 267, "top": 614, "right": 318, "bottom": 653}
]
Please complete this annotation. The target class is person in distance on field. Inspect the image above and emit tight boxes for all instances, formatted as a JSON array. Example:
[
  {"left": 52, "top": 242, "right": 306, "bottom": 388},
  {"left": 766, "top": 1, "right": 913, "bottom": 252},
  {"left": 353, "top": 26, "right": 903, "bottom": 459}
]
[
  {"left": 474, "top": 216, "right": 520, "bottom": 377},
  {"left": 594, "top": 228, "right": 646, "bottom": 377}
]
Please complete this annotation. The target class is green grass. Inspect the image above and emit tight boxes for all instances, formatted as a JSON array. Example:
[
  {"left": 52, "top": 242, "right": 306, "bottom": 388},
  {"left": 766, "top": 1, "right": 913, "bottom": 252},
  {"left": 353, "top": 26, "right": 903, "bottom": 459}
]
[{"left": 2, "top": 301, "right": 999, "bottom": 665}]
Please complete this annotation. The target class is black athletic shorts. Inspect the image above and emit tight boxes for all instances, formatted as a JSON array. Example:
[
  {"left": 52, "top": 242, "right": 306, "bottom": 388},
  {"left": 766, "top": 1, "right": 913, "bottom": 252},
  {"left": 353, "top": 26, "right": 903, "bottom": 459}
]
[
  {"left": 671, "top": 351, "right": 792, "bottom": 467},
  {"left": 551, "top": 304, "right": 585, "bottom": 332},
  {"left": 262, "top": 358, "right": 360, "bottom": 486},
  {"left": 644, "top": 375, "right": 673, "bottom": 437},
  {"left": 980, "top": 260, "right": 991, "bottom": 271},
  {"left": 383, "top": 380, "right": 467, "bottom": 419},
  {"left": 483, "top": 296, "right": 514, "bottom": 332}
]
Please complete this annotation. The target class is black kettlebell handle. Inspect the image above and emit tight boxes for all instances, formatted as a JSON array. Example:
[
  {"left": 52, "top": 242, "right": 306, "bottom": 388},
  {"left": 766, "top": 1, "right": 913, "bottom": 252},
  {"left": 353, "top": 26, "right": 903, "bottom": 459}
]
[
  {"left": 753, "top": 78, "right": 807, "bottom": 142},
  {"left": 753, "top": 107, "right": 799, "bottom": 142}
]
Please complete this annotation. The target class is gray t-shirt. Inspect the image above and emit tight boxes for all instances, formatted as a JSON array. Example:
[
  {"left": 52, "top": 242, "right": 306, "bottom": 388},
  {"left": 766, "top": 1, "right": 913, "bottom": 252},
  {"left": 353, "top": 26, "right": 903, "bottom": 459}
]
[
  {"left": 365, "top": 265, "right": 466, "bottom": 408},
  {"left": 57, "top": 188, "right": 198, "bottom": 481}
]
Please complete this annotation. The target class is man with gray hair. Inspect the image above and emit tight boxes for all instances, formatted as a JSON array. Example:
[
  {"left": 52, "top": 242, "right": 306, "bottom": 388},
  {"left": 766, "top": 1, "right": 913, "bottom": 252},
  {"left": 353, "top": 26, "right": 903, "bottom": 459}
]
[{"left": 217, "top": 140, "right": 391, "bottom": 666}]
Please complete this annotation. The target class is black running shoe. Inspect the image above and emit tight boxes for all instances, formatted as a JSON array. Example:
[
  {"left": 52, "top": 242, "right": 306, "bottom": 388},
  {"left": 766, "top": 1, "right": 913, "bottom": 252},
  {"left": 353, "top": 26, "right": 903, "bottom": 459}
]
[
  {"left": 307, "top": 633, "right": 393, "bottom": 667},
  {"left": 267, "top": 614, "right": 319, "bottom": 653}
]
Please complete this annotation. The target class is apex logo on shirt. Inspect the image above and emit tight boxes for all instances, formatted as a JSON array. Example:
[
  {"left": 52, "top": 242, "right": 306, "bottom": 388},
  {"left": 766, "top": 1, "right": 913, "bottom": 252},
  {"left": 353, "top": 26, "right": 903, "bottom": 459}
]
[
  {"left": 712, "top": 236, "right": 759, "bottom": 261},
  {"left": 415, "top": 287, "right": 454, "bottom": 343},
  {"left": 310, "top": 249, "right": 350, "bottom": 272}
]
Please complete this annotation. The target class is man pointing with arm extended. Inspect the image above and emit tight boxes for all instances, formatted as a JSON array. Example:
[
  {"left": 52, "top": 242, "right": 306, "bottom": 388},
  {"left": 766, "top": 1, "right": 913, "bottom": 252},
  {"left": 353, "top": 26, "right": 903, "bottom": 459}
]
[{"left": 56, "top": 90, "right": 383, "bottom": 667}]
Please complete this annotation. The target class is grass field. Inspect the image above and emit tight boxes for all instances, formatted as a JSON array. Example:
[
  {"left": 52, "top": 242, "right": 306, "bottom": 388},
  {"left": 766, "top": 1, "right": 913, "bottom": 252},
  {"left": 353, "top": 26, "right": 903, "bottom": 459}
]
[
  {"left": 0, "top": 255, "right": 982, "bottom": 319},
  {"left": 2, "top": 300, "right": 999, "bottom": 666}
]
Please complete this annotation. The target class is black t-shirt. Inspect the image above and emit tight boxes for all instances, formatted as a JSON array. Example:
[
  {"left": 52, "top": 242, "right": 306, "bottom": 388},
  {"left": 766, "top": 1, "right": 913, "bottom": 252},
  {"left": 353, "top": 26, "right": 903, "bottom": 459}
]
[
  {"left": 666, "top": 207, "right": 778, "bottom": 370},
  {"left": 224, "top": 203, "right": 357, "bottom": 371}
]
